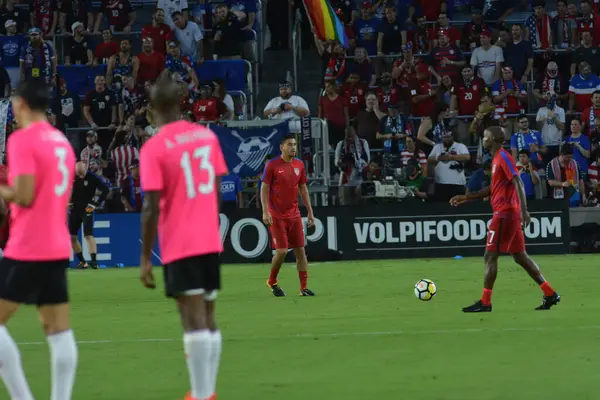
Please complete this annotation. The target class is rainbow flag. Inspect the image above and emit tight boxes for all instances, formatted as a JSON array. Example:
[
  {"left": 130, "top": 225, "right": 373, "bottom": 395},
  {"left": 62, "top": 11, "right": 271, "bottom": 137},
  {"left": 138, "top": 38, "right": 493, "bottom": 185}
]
[{"left": 303, "top": 0, "right": 349, "bottom": 48}]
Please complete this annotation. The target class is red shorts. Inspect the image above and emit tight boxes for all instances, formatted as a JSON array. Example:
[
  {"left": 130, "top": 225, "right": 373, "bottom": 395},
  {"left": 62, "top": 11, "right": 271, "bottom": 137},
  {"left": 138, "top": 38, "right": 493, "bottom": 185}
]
[
  {"left": 486, "top": 214, "right": 526, "bottom": 254},
  {"left": 269, "top": 217, "right": 305, "bottom": 250}
]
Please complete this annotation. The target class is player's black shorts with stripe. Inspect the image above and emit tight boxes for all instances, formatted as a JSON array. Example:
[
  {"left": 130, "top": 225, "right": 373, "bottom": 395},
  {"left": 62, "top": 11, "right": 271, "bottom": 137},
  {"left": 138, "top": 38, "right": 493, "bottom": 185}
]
[
  {"left": 0, "top": 258, "right": 69, "bottom": 305},
  {"left": 68, "top": 211, "right": 93, "bottom": 236},
  {"left": 163, "top": 253, "right": 221, "bottom": 298}
]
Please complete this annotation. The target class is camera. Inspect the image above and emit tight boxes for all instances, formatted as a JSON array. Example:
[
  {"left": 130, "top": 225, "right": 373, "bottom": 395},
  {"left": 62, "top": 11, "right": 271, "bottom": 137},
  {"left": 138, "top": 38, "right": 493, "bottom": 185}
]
[{"left": 449, "top": 162, "right": 464, "bottom": 172}]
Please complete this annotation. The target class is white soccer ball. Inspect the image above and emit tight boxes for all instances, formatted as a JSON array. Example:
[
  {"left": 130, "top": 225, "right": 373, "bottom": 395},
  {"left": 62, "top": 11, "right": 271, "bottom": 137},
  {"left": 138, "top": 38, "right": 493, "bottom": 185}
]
[
  {"left": 414, "top": 279, "right": 437, "bottom": 301},
  {"left": 237, "top": 136, "right": 271, "bottom": 153}
]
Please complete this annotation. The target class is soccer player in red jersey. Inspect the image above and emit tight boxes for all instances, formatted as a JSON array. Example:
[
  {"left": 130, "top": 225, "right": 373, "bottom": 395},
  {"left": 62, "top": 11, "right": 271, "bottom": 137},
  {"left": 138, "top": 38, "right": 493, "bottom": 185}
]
[
  {"left": 450, "top": 127, "right": 560, "bottom": 312},
  {"left": 140, "top": 72, "right": 226, "bottom": 400},
  {"left": 261, "top": 135, "right": 316, "bottom": 297}
]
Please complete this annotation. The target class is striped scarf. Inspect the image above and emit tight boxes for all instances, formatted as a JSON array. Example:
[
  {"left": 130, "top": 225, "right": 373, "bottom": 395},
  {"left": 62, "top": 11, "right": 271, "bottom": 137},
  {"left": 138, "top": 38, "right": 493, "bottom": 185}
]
[{"left": 549, "top": 156, "right": 580, "bottom": 198}]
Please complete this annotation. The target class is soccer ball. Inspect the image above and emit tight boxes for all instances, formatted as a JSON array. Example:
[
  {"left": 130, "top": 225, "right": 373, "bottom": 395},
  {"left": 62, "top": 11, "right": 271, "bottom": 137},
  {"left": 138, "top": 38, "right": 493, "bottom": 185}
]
[
  {"left": 414, "top": 279, "right": 437, "bottom": 301},
  {"left": 237, "top": 136, "right": 271, "bottom": 154}
]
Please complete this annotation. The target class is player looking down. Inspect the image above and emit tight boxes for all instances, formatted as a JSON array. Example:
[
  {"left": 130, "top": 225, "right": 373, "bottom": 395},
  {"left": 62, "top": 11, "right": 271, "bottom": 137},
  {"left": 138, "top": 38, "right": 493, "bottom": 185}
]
[
  {"left": 140, "top": 71, "right": 226, "bottom": 400},
  {"left": 450, "top": 126, "right": 560, "bottom": 312},
  {"left": 69, "top": 161, "right": 110, "bottom": 269},
  {"left": 0, "top": 79, "right": 78, "bottom": 400},
  {"left": 261, "top": 134, "right": 316, "bottom": 297}
]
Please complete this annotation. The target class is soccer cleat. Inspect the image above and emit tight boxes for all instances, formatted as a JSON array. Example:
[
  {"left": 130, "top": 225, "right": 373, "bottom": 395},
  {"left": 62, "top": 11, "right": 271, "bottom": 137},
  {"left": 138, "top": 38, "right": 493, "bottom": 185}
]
[
  {"left": 76, "top": 261, "right": 88, "bottom": 269},
  {"left": 299, "top": 288, "right": 315, "bottom": 296},
  {"left": 462, "top": 300, "right": 492, "bottom": 313},
  {"left": 184, "top": 391, "right": 217, "bottom": 400},
  {"left": 535, "top": 292, "right": 561, "bottom": 310},
  {"left": 266, "top": 280, "right": 286, "bottom": 297},
  {"left": 89, "top": 261, "right": 99, "bottom": 270}
]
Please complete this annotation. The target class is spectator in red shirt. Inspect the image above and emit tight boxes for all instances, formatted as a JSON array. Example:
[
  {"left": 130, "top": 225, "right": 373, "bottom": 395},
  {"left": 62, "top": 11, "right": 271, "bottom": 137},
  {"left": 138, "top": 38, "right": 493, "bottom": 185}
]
[
  {"left": 94, "top": 28, "right": 119, "bottom": 64},
  {"left": 30, "top": 0, "right": 58, "bottom": 36},
  {"left": 192, "top": 83, "right": 229, "bottom": 122},
  {"left": 578, "top": 0, "right": 600, "bottom": 46},
  {"left": 581, "top": 91, "right": 600, "bottom": 135},
  {"left": 428, "top": 12, "right": 460, "bottom": 50},
  {"left": 429, "top": 30, "right": 465, "bottom": 81},
  {"left": 141, "top": 8, "right": 171, "bottom": 55},
  {"left": 375, "top": 71, "right": 400, "bottom": 111},
  {"left": 418, "top": 0, "right": 445, "bottom": 23},
  {"left": 410, "top": 63, "right": 436, "bottom": 118},
  {"left": 319, "top": 79, "right": 349, "bottom": 146},
  {"left": 340, "top": 72, "right": 367, "bottom": 120},
  {"left": 450, "top": 65, "right": 485, "bottom": 143},
  {"left": 137, "top": 37, "right": 165, "bottom": 85},
  {"left": 94, "top": 0, "right": 135, "bottom": 33}
]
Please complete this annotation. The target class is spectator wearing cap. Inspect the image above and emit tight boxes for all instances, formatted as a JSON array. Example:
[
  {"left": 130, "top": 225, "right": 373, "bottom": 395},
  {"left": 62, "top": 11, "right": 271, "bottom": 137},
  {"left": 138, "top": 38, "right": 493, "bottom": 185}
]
[
  {"left": 94, "top": 28, "right": 119, "bottom": 65},
  {"left": 376, "top": 102, "right": 411, "bottom": 177},
  {"left": 30, "top": 0, "right": 58, "bottom": 35},
  {"left": 58, "top": 0, "right": 94, "bottom": 34},
  {"left": 120, "top": 161, "right": 143, "bottom": 212},
  {"left": 65, "top": 21, "right": 93, "bottom": 66},
  {"left": 502, "top": 24, "right": 534, "bottom": 84},
  {"left": 491, "top": 66, "right": 527, "bottom": 138},
  {"left": 568, "top": 62, "right": 600, "bottom": 114},
  {"left": 570, "top": 30, "right": 600, "bottom": 77},
  {"left": 137, "top": 37, "right": 165, "bottom": 85},
  {"left": 0, "top": 19, "right": 25, "bottom": 67},
  {"left": 192, "top": 83, "right": 229, "bottom": 123},
  {"left": 469, "top": 30, "right": 503, "bottom": 86},
  {"left": 142, "top": 8, "right": 172, "bottom": 55},
  {"left": 409, "top": 63, "right": 436, "bottom": 118},
  {"left": 352, "top": 2, "right": 379, "bottom": 57},
  {"left": 428, "top": 29, "right": 464, "bottom": 82},
  {"left": 319, "top": 79, "right": 350, "bottom": 146},
  {"left": 225, "top": 0, "right": 258, "bottom": 61},
  {"left": 427, "top": 12, "right": 460, "bottom": 51},
  {"left": 264, "top": 81, "right": 310, "bottom": 133},
  {"left": 533, "top": 62, "right": 568, "bottom": 107},
  {"left": 462, "top": 8, "right": 489, "bottom": 52},
  {"left": 0, "top": 0, "right": 28, "bottom": 34},
  {"left": 213, "top": 3, "right": 242, "bottom": 59},
  {"left": 55, "top": 77, "right": 81, "bottom": 132},
  {"left": 171, "top": 11, "right": 204, "bottom": 63},
  {"left": 19, "top": 27, "right": 56, "bottom": 85},
  {"left": 376, "top": 4, "right": 406, "bottom": 65},
  {"left": 81, "top": 131, "right": 103, "bottom": 173},
  {"left": 165, "top": 40, "right": 199, "bottom": 90},
  {"left": 157, "top": 0, "right": 189, "bottom": 30}
]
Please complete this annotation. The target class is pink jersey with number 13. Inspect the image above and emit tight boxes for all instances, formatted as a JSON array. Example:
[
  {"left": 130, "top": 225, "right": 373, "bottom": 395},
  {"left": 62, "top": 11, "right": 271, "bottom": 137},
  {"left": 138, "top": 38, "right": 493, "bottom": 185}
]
[
  {"left": 5, "top": 121, "right": 76, "bottom": 261},
  {"left": 140, "top": 121, "right": 228, "bottom": 265}
]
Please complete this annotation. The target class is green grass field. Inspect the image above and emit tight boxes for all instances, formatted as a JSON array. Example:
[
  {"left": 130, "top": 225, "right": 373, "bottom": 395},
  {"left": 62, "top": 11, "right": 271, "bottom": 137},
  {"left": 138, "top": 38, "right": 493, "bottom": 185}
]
[{"left": 6, "top": 254, "right": 600, "bottom": 400}]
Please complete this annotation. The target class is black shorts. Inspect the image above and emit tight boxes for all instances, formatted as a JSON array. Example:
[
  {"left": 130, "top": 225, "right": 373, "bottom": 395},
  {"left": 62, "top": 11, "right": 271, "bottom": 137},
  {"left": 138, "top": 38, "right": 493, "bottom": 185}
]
[
  {"left": 68, "top": 211, "right": 94, "bottom": 236},
  {"left": 163, "top": 253, "right": 221, "bottom": 299},
  {"left": 0, "top": 258, "right": 69, "bottom": 306}
]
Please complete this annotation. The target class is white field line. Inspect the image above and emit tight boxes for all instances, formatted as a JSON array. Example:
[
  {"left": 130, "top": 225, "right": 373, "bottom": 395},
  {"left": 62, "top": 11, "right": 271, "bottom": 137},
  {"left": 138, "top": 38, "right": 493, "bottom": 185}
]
[{"left": 16, "top": 325, "right": 600, "bottom": 346}]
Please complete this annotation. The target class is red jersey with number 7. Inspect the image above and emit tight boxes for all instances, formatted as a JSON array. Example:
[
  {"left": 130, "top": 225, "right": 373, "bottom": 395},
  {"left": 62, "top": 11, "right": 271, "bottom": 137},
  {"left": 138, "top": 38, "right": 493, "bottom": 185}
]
[
  {"left": 262, "top": 156, "right": 307, "bottom": 220},
  {"left": 491, "top": 148, "right": 520, "bottom": 215}
]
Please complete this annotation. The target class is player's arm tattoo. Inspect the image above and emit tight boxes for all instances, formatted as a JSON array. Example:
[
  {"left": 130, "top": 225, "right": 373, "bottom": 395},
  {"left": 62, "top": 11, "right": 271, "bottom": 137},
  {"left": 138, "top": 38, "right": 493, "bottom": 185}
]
[
  {"left": 141, "top": 191, "right": 160, "bottom": 262},
  {"left": 512, "top": 176, "right": 528, "bottom": 212},
  {"left": 299, "top": 184, "right": 313, "bottom": 214},
  {"left": 260, "top": 183, "right": 269, "bottom": 212},
  {"left": 465, "top": 185, "right": 491, "bottom": 201}
]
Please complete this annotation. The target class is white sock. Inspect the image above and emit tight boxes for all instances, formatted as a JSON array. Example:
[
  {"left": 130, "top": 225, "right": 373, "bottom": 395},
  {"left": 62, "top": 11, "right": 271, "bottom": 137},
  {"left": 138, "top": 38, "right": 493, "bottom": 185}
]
[
  {"left": 184, "top": 330, "right": 212, "bottom": 400},
  {"left": 208, "top": 330, "right": 222, "bottom": 395},
  {"left": 0, "top": 325, "right": 34, "bottom": 400},
  {"left": 47, "top": 330, "right": 78, "bottom": 400}
]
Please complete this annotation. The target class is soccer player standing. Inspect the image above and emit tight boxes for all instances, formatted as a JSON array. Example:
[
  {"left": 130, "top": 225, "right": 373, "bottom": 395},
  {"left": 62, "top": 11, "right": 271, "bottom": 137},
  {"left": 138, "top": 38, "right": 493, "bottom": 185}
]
[
  {"left": 450, "top": 126, "right": 560, "bottom": 312},
  {"left": 139, "top": 73, "right": 227, "bottom": 400},
  {"left": 0, "top": 80, "right": 78, "bottom": 399},
  {"left": 261, "top": 134, "right": 316, "bottom": 297},
  {"left": 69, "top": 161, "right": 110, "bottom": 269}
]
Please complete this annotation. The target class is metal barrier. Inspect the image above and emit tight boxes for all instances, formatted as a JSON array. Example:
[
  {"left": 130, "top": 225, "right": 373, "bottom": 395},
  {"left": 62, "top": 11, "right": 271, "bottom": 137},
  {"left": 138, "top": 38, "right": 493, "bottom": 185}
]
[{"left": 292, "top": 8, "right": 303, "bottom": 90}]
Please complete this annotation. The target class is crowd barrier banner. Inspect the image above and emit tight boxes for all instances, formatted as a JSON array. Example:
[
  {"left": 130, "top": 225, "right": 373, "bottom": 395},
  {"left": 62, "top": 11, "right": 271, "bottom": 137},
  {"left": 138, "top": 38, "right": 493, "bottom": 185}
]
[{"left": 70, "top": 200, "right": 570, "bottom": 267}]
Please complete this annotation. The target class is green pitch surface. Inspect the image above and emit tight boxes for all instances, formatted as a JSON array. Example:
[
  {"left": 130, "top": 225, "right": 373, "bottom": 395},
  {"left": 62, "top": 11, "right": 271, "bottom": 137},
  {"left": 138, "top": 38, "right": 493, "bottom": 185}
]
[{"left": 6, "top": 254, "right": 600, "bottom": 400}]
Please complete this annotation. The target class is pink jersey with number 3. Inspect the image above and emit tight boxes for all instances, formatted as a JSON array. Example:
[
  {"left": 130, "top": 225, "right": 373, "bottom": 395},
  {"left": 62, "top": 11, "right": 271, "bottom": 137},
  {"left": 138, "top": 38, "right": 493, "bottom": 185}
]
[
  {"left": 140, "top": 121, "right": 228, "bottom": 265},
  {"left": 5, "top": 121, "right": 76, "bottom": 261}
]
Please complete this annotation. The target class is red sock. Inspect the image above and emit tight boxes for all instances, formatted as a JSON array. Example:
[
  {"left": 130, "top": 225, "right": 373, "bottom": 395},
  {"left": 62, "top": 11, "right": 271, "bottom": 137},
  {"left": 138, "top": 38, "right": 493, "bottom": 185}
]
[
  {"left": 540, "top": 281, "right": 555, "bottom": 296},
  {"left": 481, "top": 288, "right": 493, "bottom": 306},
  {"left": 268, "top": 267, "right": 280, "bottom": 286},
  {"left": 299, "top": 271, "right": 308, "bottom": 290}
]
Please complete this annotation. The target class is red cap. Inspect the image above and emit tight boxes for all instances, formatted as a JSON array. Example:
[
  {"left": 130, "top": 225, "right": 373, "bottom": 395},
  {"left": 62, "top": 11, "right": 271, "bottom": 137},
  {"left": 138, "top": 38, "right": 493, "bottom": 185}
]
[{"left": 360, "top": 1, "right": 371, "bottom": 9}]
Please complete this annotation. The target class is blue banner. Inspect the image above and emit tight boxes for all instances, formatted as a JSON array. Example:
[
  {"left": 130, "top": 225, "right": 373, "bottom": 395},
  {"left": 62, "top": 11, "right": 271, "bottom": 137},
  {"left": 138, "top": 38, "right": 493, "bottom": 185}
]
[{"left": 212, "top": 121, "right": 288, "bottom": 177}]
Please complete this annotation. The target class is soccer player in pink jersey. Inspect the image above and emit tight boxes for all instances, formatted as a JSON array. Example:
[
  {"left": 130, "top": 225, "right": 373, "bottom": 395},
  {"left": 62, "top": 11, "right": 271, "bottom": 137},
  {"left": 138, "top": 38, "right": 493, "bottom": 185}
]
[
  {"left": 261, "top": 134, "right": 316, "bottom": 297},
  {"left": 139, "top": 73, "right": 227, "bottom": 400},
  {"left": 450, "top": 127, "right": 560, "bottom": 312},
  {"left": 0, "top": 80, "right": 78, "bottom": 400}
]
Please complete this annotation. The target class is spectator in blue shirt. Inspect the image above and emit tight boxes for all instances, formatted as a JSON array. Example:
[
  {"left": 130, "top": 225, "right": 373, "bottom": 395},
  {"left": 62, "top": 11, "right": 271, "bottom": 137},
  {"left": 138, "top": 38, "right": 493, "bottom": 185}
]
[
  {"left": 564, "top": 118, "right": 591, "bottom": 175},
  {"left": 510, "top": 115, "right": 547, "bottom": 169},
  {"left": 466, "top": 160, "right": 491, "bottom": 194},
  {"left": 1, "top": 19, "right": 24, "bottom": 67},
  {"left": 517, "top": 150, "right": 539, "bottom": 200},
  {"left": 352, "top": 3, "right": 379, "bottom": 56},
  {"left": 220, "top": 172, "right": 244, "bottom": 213}
]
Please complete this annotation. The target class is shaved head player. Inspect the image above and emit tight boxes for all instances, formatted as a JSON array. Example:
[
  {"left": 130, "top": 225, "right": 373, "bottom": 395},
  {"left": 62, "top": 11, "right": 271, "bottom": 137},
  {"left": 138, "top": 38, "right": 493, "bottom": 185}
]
[
  {"left": 261, "top": 134, "right": 316, "bottom": 297},
  {"left": 0, "top": 80, "right": 77, "bottom": 400},
  {"left": 450, "top": 126, "right": 560, "bottom": 312},
  {"left": 139, "top": 72, "right": 226, "bottom": 400}
]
